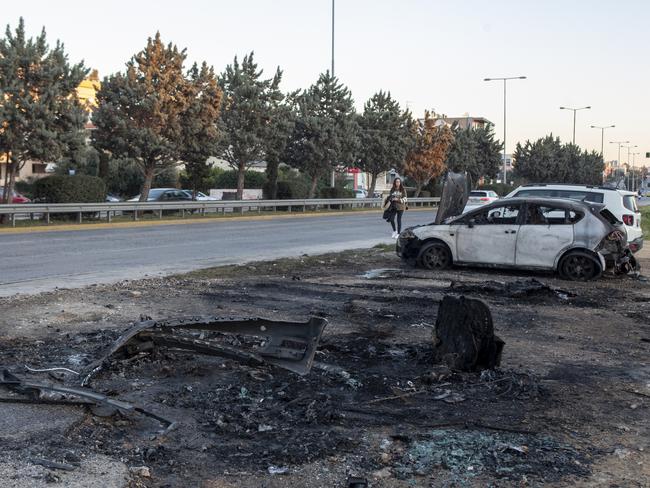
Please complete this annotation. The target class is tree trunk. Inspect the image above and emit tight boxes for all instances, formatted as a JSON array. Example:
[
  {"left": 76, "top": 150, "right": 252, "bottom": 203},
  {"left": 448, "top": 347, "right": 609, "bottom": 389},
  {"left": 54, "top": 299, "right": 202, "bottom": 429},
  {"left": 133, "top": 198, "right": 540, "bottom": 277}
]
[
  {"left": 0, "top": 159, "right": 18, "bottom": 224},
  {"left": 368, "top": 171, "right": 379, "bottom": 198},
  {"left": 414, "top": 182, "right": 423, "bottom": 197},
  {"left": 266, "top": 159, "right": 279, "bottom": 200},
  {"left": 308, "top": 174, "right": 319, "bottom": 199},
  {"left": 140, "top": 165, "right": 155, "bottom": 202},
  {"left": 98, "top": 151, "right": 109, "bottom": 179},
  {"left": 236, "top": 163, "right": 246, "bottom": 200}
]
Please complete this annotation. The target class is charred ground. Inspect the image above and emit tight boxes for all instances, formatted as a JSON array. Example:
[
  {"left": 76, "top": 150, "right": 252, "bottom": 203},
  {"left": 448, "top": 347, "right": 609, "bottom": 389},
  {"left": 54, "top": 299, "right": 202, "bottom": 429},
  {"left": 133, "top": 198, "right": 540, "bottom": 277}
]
[{"left": 0, "top": 245, "right": 649, "bottom": 487}]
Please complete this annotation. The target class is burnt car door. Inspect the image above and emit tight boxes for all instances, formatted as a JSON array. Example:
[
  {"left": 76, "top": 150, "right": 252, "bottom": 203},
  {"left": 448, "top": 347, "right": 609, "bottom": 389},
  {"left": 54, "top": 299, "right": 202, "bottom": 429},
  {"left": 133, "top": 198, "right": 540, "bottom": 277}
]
[
  {"left": 455, "top": 203, "right": 522, "bottom": 265},
  {"left": 515, "top": 203, "right": 578, "bottom": 268}
]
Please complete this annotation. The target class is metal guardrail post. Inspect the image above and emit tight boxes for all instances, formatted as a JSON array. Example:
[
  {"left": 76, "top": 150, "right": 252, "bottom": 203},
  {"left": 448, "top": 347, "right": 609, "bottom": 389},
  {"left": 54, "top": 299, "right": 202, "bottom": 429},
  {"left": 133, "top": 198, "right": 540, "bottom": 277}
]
[{"left": 78, "top": 212, "right": 82, "bottom": 224}]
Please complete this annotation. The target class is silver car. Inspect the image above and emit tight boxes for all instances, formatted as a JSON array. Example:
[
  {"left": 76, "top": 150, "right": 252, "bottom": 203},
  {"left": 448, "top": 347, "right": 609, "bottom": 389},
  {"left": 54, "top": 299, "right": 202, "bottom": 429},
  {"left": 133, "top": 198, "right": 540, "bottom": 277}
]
[{"left": 397, "top": 197, "right": 637, "bottom": 280}]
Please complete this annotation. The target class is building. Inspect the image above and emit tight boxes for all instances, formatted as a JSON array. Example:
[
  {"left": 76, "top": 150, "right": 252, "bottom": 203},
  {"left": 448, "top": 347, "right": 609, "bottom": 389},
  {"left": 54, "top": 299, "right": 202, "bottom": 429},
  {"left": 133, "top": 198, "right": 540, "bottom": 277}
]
[
  {"left": 0, "top": 71, "right": 101, "bottom": 182},
  {"left": 432, "top": 115, "right": 492, "bottom": 130}
]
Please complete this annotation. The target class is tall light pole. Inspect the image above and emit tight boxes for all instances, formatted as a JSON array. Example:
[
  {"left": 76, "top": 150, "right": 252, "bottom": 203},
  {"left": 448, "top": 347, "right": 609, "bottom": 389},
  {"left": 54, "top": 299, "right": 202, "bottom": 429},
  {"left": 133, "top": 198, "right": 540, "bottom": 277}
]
[
  {"left": 632, "top": 152, "right": 641, "bottom": 191},
  {"left": 484, "top": 76, "right": 526, "bottom": 184},
  {"left": 622, "top": 144, "right": 638, "bottom": 190},
  {"left": 590, "top": 124, "right": 615, "bottom": 158},
  {"left": 560, "top": 106, "right": 591, "bottom": 145},
  {"left": 331, "top": 0, "right": 335, "bottom": 77},
  {"left": 610, "top": 140, "right": 630, "bottom": 167}
]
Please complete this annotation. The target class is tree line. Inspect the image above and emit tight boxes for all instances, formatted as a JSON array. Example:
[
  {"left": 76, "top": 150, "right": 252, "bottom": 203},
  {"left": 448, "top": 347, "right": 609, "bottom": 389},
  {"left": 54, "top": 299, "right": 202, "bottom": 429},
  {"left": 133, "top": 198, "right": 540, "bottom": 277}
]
[{"left": 1, "top": 19, "right": 604, "bottom": 206}]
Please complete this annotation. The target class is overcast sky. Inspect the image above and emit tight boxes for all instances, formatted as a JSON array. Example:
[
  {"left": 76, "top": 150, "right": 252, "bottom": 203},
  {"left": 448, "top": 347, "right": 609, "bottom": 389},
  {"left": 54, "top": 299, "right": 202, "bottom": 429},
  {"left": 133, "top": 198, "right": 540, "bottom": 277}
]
[{"left": 5, "top": 0, "right": 649, "bottom": 164}]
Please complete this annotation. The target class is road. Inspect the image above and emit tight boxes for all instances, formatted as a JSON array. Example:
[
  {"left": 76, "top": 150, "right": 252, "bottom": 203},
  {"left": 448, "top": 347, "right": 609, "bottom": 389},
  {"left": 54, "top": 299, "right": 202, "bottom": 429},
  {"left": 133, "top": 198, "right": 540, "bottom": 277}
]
[{"left": 0, "top": 210, "right": 434, "bottom": 297}]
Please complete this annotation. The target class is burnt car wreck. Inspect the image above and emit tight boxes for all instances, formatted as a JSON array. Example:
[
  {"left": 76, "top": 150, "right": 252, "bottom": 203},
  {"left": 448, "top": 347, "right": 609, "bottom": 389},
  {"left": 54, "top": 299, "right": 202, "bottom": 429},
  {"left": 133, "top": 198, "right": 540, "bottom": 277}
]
[{"left": 398, "top": 172, "right": 639, "bottom": 280}]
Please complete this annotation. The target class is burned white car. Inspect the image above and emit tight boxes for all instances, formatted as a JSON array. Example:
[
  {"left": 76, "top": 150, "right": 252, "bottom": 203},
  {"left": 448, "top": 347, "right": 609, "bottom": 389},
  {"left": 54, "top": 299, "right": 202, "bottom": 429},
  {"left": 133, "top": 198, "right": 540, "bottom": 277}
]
[{"left": 397, "top": 197, "right": 637, "bottom": 281}]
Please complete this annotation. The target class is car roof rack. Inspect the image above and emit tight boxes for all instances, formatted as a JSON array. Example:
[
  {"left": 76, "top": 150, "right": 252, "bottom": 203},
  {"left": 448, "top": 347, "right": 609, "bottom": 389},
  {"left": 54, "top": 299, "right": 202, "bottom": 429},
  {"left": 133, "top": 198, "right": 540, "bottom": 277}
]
[{"left": 520, "top": 183, "right": 618, "bottom": 192}]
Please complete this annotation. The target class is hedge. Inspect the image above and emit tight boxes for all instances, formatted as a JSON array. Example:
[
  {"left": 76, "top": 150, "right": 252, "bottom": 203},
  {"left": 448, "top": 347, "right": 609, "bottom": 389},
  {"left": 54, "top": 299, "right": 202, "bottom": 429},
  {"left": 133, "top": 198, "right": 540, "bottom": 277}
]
[
  {"left": 319, "top": 187, "right": 355, "bottom": 199},
  {"left": 33, "top": 175, "right": 106, "bottom": 203}
]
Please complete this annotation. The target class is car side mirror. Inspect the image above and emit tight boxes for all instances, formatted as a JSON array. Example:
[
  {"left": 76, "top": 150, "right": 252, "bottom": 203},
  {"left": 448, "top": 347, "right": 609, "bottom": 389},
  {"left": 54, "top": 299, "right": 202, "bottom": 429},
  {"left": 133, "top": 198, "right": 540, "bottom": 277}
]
[{"left": 468, "top": 218, "right": 475, "bottom": 228}]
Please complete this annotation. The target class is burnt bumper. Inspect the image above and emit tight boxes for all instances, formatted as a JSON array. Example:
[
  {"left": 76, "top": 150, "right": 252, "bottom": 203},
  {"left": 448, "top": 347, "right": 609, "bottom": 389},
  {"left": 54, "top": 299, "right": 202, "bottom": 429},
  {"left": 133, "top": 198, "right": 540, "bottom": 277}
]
[{"left": 396, "top": 232, "right": 422, "bottom": 261}]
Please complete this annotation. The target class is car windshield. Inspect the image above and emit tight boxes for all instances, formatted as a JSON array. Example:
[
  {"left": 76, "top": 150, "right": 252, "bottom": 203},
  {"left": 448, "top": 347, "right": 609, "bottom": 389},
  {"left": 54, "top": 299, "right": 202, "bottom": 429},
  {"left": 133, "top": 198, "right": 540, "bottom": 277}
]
[
  {"left": 469, "top": 191, "right": 487, "bottom": 197},
  {"left": 515, "top": 188, "right": 604, "bottom": 203},
  {"left": 623, "top": 195, "right": 638, "bottom": 212},
  {"left": 148, "top": 189, "right": 167, "bottom": 199}
]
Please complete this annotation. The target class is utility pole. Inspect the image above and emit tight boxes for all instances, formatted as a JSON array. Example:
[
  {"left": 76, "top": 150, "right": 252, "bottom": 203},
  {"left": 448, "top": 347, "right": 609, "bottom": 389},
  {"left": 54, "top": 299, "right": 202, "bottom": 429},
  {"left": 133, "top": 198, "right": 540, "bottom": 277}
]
[
  {"left": 622, "top": 144, "right": 638, "bottom": 190},
  {"left": 560, "top": 106, "right": 591, "bottom": 145},
  {"left": 484, "top": 76, "right": 526, "bottom": 184}
]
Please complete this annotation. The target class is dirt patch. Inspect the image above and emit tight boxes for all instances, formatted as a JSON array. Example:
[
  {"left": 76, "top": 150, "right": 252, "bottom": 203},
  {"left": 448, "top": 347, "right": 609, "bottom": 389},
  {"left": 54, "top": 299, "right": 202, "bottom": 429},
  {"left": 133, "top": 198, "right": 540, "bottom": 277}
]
[{"left": 1, "top": 246, "right": 649, "bottom": 486}]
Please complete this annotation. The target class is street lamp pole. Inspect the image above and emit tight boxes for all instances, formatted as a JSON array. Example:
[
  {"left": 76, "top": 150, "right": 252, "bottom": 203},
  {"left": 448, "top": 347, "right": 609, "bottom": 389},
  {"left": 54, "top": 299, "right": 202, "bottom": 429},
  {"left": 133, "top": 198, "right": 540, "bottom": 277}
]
[
  {"left": 331, "top": 0, "right": 335, "bottom": 77},
  {"left": 622, "top": 144, "right": 638, "bottom": 190},
  {"left": 560, "top": 106, "right": 591, "bottom": 145},
  {"left": 484, "top": 76, "right": 526, "bottom": 184},
  {"left": 610, "top": 140, "right": 630, "bottom": 187},
  {"left": 590, "top": 124, "right": 615, "bottom": 157}
]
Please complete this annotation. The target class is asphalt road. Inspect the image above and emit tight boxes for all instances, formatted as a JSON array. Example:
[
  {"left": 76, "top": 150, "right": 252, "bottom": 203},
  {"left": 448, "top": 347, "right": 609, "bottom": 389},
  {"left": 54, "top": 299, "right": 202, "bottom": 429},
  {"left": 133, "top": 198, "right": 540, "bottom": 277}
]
[{"left": 0, "top": 210, "right": 435, "bottom": 297}]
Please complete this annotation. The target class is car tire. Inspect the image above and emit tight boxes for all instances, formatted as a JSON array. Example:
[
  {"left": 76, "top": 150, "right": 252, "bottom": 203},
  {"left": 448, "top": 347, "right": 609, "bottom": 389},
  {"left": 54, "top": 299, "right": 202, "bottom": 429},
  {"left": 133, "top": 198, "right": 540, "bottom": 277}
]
[
  {"left": 417, "top": 242, "right": 452, "bottom": 270},
  {"left": 558, "top": 251, "right": 602, "bottom": 281}
]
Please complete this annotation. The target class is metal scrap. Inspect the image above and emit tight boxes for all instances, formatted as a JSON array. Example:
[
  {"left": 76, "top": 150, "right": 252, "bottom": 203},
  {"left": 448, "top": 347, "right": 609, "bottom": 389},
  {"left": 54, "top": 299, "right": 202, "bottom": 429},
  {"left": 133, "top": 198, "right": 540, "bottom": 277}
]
[
  {"left": 0, "top": 369, "right": 173, "bottom": 429},
  {"left": 82, "top": 315, "right": 328, "bottom": 386}
]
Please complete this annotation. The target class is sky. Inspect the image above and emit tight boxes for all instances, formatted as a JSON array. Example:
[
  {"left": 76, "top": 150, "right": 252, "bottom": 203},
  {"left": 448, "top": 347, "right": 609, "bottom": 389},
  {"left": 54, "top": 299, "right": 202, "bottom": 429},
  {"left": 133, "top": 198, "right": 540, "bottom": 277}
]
[{"left": 4, "top": 0, "right": 649, "bottom": 165}]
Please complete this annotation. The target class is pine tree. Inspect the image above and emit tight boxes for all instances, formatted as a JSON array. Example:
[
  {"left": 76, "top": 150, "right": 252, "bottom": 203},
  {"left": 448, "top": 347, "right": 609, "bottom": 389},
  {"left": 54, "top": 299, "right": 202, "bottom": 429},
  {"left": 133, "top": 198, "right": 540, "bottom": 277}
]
[
  {"left": 264, "top": 98, "right": 295, "bottom": 200},
  {"left": 285, "top": 72, "right": 358, "bottom": 198},
  {"left": 180, "top": 62, "right": 222, "bottom": 197},
  {"left": 0, "top": 18, "right": 87, "bottom": 205},
  {"left": 445, "top": 124, "right": 502, "bottom": 186},
  {"left": 92, "top": 33, "right": 191, "bottom": 201},
  {"left": 402, "top": 112, "right": 454, "bottom": 196},
  {"left": 219, "top": 53, "right": 283, "bottom": 200},
  {"left": 356, "top": 91, "right": 412, "bottom": 197}
]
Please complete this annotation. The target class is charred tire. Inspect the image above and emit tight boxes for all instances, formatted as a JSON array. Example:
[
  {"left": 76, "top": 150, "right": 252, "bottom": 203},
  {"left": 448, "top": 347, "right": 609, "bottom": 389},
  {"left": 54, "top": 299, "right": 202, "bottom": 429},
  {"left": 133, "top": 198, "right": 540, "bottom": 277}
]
[
  {"left": 417, "top": 241, "right": 452, "bottom": 270},
  {"left": 558, "top": 251, "right": 602, "bottom": 281}
]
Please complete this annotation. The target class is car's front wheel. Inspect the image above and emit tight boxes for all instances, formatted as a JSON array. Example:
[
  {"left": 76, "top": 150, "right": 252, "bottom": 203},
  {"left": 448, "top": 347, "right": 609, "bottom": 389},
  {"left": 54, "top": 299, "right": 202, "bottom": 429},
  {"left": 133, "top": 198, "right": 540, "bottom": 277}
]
[
  {"left": 559, "top": 251, "right": 602, "bottom": 281},
  {"left": 417, "top": 242, "right": 452, "bottom": 270}
]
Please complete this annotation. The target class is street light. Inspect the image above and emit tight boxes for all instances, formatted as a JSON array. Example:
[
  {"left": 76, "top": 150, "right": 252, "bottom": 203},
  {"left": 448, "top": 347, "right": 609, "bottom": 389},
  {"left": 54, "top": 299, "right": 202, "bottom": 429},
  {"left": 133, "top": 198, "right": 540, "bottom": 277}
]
[
  {"left": 622, "top": 144, "right": 638, "bottom": 190},
  {"left": 484, "top": 76, "right": 527, "bottom": 184},
  {"left": 609, "top": 140, "right": 630, "bottom": 168},
  {"left": 590, "top": 124, "right": 615, "bottom": 158},
  {"left": 560, "top": 106, "right": 591, "bottom": 145},
  {"left": 632, "top": 152, "right": 641, "bottom": 191}
]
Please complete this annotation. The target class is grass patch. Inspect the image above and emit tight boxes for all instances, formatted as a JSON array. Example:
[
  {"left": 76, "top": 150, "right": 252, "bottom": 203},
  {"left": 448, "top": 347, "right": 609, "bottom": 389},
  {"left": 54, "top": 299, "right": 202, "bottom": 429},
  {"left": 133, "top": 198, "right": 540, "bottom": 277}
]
[{"left": 641, "top": 206, "right": 650, "bottom": 232}]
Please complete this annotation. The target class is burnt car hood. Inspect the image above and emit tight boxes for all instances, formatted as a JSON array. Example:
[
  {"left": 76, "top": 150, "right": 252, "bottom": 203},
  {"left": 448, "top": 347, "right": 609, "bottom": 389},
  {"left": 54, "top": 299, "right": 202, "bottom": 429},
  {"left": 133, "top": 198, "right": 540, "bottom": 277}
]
[{"left": 435, "top": 171, "right": 470, "bottom": 224}]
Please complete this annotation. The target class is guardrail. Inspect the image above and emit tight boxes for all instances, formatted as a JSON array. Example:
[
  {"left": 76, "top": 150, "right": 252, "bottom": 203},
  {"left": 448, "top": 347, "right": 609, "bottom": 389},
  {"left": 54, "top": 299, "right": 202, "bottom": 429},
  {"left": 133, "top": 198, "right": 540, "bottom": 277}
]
[{"left": 0, "top": 197, "right": 440, "bottom": 227}]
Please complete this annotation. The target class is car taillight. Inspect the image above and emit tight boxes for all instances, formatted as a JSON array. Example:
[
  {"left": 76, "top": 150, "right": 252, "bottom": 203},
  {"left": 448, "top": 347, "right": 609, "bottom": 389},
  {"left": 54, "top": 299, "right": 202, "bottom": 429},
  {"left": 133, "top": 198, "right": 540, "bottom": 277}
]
[
  {"left": 480, "top": 197, "right": 490, "bottom": 201},
  {"left": 623, "top": 215, "right": 633, "bottom": 226}
]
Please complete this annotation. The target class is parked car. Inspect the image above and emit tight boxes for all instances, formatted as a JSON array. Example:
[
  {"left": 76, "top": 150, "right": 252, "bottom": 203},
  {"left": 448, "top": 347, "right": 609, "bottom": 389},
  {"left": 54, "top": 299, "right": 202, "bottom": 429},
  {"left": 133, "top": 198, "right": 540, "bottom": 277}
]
[
  {"left": 181, "top": 190, "right": 218, "bottom": 201},
  {"left": 106, "top": 194, "right": 122, "bottom": 203},
  {"left": 463, "top": 190, "right": 499, "bottom": 212},
  {"left": 354, "top": 189, "right": 368, "bottom": 199},
  {"left": 504, "top": 184, "right": 643, "bottom": 252},
  {"left": 0, "top": 187, "right": 30, "bottom": 203},
  {"left": 127, "top": 188, "right": 192, "bottom": 202},
  {"left": 397, "top": 197, "right": 637, "bottom": 281}
]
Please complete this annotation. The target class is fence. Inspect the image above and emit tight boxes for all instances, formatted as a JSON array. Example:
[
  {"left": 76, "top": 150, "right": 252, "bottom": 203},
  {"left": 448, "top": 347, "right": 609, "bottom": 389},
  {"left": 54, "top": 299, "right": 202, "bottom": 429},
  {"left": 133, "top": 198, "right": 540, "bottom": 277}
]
[{"left": 0, "top": 197, "right": 440, "bottom": 227}]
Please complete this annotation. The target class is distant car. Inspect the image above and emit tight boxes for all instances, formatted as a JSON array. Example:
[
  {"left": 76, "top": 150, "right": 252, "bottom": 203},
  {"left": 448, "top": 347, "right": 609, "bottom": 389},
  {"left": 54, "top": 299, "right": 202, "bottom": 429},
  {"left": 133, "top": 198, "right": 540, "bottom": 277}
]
[
  {"left": 354, "top": 189, "right": 368, "bottom": 199},
  {"left": 505, "top": 184, "right": 643, "bottom": 252},
  {"left": 397, "top": 197, "right": 637, "bottom": 281},
  {"left": 463, "top": 190, "right": 499, "bottom": 212},
  {"left": 0, "top": 187, "right": 30, "bottom": 204},
  {"left": 127, "top": 188, "right": 192, "bottom": 202},
  {"left": 106, "top": 194, "right": 122, "bottom": 203},
  {"left": 182, "top": 190, "right": 218, "bottom": 201}
]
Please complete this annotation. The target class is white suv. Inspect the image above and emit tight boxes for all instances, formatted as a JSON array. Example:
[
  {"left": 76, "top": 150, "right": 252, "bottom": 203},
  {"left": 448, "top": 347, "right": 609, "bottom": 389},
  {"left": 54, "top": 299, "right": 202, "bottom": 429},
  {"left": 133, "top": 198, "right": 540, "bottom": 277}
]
[{"left": 505, "top": 184, "right": 643, "bottom": 252}]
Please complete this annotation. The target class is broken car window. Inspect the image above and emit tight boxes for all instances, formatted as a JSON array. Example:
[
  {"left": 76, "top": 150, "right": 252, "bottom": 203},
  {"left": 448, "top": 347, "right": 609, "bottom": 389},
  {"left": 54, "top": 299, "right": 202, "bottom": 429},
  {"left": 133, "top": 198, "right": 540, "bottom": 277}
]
[
  {"left": 523, "top": 205, "right": 583, "bottom": 225},
  {"left": 473, "top": 205, "right": 520, "bottom": 225}
]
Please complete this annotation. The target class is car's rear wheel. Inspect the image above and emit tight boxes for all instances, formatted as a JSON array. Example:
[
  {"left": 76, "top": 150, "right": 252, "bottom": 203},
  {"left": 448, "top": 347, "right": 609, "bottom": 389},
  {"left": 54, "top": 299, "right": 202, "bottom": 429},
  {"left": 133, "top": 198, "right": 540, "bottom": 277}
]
[
  {"left": 559, "top": 251, "right": 601, "bottom": 281},
  {"left": 417, "top": 242, "right": 452, "bottom": 270}
]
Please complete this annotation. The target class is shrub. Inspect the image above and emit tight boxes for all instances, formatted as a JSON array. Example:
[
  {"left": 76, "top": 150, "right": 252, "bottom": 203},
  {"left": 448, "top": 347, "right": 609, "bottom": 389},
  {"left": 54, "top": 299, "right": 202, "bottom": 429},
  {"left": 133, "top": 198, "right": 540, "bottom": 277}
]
[
  {"left": 212, "top": 170, "right": 266, "bottom": 189},
  {"left": 33, "top": 175, "right": 106, "bottom": 203},
  {"left": 319, "top": 186, "right": 355, "bottom": 199}
]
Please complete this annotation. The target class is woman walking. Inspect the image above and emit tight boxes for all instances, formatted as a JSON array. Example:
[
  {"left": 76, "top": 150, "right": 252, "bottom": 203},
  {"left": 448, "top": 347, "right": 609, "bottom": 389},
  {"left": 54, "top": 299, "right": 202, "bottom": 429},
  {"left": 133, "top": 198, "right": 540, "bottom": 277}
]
[{"left": 383, "top": 178, "right": 408, "bottom": 238}]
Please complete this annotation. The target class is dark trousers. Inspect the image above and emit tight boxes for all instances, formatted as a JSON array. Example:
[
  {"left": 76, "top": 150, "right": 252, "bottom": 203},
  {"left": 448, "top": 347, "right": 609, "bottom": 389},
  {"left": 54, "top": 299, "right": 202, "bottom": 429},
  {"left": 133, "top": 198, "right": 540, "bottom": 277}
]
[{"left": 389, "top": 210, "right": 404, "bottom": 232}]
